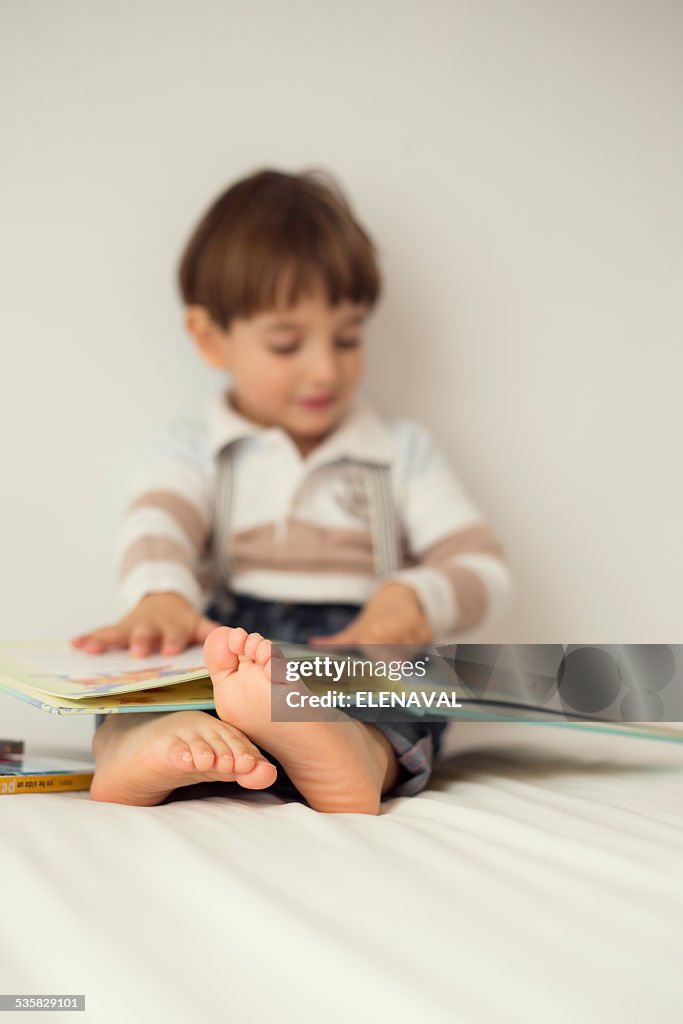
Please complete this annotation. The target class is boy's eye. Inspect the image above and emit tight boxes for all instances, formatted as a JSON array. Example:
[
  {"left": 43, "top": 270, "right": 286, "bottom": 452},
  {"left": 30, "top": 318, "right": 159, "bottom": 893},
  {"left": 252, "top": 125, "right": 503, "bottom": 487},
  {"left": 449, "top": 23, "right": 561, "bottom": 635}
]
[
  {"left": 269, "top": 344, "right": 300, "bottom": 355},
  {"left": 268, "top": 337, "right": 361, "bottom": 355}
]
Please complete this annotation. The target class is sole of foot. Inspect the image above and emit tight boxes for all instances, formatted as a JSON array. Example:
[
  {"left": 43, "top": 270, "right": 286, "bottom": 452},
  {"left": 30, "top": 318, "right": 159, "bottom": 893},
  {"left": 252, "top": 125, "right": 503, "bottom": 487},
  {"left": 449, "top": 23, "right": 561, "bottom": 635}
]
[{"left": 204, "top": 627, "right": 392, "bottom": 815}]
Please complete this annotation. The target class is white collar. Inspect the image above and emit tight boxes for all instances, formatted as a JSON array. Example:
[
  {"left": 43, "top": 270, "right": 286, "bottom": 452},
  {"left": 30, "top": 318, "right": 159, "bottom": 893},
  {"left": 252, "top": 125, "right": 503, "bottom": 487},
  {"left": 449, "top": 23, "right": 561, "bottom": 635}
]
[{"left": 206, "top": 387, "right": 394, "bottom": 466}]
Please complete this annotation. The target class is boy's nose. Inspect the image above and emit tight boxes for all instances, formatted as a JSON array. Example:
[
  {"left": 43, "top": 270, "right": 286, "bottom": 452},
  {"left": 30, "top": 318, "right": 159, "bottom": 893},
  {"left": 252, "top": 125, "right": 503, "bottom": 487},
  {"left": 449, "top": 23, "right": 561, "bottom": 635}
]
[{"left": 307, "top": 349, "right": 339, "bottom": 387}]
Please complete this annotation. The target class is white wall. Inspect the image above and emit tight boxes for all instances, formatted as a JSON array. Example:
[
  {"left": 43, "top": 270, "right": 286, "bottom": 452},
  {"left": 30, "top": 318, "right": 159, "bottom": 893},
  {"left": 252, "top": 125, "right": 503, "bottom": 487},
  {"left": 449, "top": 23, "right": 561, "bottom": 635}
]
[{"left": 1, "top": 0, "right": 681, "bottom": 748}]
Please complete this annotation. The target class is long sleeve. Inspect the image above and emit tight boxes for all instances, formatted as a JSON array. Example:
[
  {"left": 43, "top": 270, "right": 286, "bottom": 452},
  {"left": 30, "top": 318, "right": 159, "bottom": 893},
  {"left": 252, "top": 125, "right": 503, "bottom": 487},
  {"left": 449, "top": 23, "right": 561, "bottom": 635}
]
[
  {"left": 379, "top": 420, "right": 513, "bottom": 639},
  {"left": 114, "top": 418, "right": 214, "bottom": 614}
]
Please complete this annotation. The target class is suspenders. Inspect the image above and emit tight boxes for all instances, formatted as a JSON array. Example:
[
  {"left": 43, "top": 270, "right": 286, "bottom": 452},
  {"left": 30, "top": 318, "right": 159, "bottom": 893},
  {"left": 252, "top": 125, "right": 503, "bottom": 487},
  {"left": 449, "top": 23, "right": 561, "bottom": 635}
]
[
  {"left": 211, "top": 446, "right": 236, "bottom": 588},
  {"left": 362, "top": 462, "right": 402, "bottom": 580},
  {"left": 211, "top": 446, "right": 402, "bottom": 595}
]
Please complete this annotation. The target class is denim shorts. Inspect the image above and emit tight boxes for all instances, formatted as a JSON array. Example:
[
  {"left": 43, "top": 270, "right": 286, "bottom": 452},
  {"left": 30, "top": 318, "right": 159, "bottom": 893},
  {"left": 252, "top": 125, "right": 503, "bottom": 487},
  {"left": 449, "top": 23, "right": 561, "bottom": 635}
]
[{"left": 201, "top": 589, "right": 449, "bottom": 802}]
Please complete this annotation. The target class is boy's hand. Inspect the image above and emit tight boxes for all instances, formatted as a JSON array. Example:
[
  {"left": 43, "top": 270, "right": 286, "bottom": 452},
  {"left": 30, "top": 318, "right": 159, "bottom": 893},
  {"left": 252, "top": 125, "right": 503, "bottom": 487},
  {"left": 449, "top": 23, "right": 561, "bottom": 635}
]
[
  {"left": 71, "top": 592, "right": 221, "bottom": 658},
  {"left": 309, "top": 581, "right": 432, "bottom": 651}
]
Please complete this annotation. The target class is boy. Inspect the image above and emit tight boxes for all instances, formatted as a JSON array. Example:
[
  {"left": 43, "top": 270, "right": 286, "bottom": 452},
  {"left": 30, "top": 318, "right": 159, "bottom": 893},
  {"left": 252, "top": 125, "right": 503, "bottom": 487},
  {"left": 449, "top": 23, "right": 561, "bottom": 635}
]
[{"left": 72, "top": 168, "right": 512, "bottom": 814}]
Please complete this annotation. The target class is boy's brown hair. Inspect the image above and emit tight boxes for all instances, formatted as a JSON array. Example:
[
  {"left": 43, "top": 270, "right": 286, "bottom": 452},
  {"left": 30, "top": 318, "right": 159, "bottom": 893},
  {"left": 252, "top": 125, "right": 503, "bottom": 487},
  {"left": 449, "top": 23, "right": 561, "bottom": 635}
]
[{"left": 178, "top": 167, "right": 382, "bottom": 330}]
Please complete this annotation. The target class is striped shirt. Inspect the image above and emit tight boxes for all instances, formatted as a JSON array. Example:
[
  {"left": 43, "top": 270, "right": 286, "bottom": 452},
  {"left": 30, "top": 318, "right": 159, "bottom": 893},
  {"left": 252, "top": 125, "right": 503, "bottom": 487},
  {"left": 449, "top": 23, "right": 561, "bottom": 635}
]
[{"left": 115, "top": 388, "right": 513, "bottom": 640}]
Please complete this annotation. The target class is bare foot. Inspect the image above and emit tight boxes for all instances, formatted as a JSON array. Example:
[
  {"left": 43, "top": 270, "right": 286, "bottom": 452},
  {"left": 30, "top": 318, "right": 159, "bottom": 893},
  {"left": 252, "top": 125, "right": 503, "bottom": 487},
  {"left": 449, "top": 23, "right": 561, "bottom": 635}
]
[
  {"left": 90, "top": 710, "right": 277, "bottom": 806},
  {"left": 204, "top": 627, "right": 399, "bottom": 815}
]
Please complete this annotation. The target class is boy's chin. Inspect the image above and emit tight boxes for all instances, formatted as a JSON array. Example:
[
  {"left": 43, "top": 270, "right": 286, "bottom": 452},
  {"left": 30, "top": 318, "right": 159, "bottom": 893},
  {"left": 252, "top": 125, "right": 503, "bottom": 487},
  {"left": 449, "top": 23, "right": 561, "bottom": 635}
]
[
  {"left": 291, "top": 399, "right": 349, "bottom": 427},
  {"left": 287, "top": 406, "right": 348, "bottom": 452}
]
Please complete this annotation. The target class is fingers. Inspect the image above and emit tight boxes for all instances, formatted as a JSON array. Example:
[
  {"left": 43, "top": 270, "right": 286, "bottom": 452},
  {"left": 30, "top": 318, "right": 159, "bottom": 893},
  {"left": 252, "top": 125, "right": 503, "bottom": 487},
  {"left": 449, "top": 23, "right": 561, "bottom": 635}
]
[
  {"left": 128, "top": 625, "right": 160, "bottom": 657},
  {"left": 159, "top": 627, "right": 189, "bottom": 657},
  {"left": 74, "top": 606, "right": 421, "bottom": 664},
  {"left": 146, "top": 615, "right": 222, "bottom": 656},
  {"left": 71, "top": 625, "right": 129, "bottom": 655},
  {"left": 73, "top": 600, "right": 218, "bottom": 661},
  {"left": 71, "top": 624, "right": 166, "bottom": 657}
]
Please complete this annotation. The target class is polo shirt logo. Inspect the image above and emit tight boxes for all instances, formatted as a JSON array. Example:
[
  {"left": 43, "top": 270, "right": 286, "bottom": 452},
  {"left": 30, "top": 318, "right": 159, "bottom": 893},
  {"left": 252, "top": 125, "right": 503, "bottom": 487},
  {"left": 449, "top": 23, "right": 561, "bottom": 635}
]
[{"left": 334, "top": 467, "right": 371, "bottom": 524}]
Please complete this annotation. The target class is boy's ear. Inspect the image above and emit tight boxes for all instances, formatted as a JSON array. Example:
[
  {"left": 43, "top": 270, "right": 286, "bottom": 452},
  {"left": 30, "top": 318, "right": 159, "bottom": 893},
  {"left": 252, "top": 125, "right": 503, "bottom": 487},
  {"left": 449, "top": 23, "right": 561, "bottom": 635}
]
[{"left": 185, "top": 306, "right": 231, "bottom": 369}]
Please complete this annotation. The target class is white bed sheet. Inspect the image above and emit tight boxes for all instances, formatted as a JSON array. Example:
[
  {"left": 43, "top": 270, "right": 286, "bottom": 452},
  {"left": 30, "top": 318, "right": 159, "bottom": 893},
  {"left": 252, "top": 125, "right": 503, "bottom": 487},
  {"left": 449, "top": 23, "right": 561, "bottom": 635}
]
[{"left": 1, "top": 722, "right": 682, "bottom": 1024}]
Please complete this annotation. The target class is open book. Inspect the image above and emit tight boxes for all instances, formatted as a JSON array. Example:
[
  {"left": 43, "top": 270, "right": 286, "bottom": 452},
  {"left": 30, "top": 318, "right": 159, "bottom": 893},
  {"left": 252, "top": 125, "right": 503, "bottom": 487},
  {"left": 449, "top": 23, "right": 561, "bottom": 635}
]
[
  {"left": 0, "top": 641, "right": 214, "bottom": 715},
  {"left": 0, "top": 641, "right": 681, "bottom": 746}
]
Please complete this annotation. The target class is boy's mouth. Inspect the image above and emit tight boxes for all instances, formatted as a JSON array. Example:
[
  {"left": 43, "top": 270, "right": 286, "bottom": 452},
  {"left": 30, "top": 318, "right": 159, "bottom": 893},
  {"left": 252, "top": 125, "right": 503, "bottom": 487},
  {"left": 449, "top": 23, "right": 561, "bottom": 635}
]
[{"left": 297, "top": 394, "right": 336, "bottom": 409}]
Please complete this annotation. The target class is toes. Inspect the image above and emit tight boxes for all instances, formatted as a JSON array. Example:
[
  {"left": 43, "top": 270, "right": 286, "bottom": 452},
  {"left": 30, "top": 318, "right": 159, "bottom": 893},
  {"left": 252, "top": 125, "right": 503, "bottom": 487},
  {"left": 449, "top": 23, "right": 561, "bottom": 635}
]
[
  {"left": 254, "top": 637, "right": 272, "bottom": 665},
  {"left": 243, "top": 632, "right": 264, "bottom": 659},
  {"left": 215, "top": 751, "right": 236, "bottom": 775},
  {"left": 168, "top": 732, "right": 239, "bottom": 776},
  {"left": 208, "top": 734, "right": 235, "bottom": 776},
  {"left": 188, "top": 739, "right": 216, "bottom": 770},
  {"left": 236, "top": 758, "right": 278, "bottom": 791},
  {"left": 239, "top": 632, "right": 271, "bottom": 664},
  {"left": 212, "top": 724, "right": 273, "bottom": 782},
  {"left": 227, "top": 734, "right": 260, "bottom": 775},
  {"left": 167, "top": 738, "right": 195, "bottom": 771},
  {"left": 203, "top": 627, "right": 240, "bottom": 680},
  {"left": 205, "top": 626, "right": 274, "bottom": 692},
  {"left": 233, "top": 750, "right": 258, "bottom": 774},
  {"left": 227, "top": 627, "right": 248, "bottom": 655}
]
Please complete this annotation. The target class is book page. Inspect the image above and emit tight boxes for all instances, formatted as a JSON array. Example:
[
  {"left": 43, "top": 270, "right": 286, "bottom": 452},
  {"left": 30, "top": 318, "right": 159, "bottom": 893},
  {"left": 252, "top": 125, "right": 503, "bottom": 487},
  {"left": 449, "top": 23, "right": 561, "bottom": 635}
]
[{"left": 0, "top": 641, "right": 208, "bottom": 698}]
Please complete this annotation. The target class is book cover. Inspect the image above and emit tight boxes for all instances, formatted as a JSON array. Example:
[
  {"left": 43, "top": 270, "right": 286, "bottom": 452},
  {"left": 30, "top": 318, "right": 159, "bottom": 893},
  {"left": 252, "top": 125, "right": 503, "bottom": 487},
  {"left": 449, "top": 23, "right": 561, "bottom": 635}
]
[{"left": 0, "top": 744, "right": 94, "bottom": 795}]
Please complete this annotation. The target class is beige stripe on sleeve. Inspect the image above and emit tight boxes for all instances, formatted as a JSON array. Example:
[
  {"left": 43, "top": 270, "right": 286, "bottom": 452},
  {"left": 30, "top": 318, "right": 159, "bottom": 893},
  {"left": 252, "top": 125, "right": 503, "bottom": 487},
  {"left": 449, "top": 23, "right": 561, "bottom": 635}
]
[
  {"left": 421, "top": 524, "right": 507, "bottom": 630},
  {"left": 119, "top": 536, "right": 196, "bottom": 580},
  {"left": 128, "top": 490, "right": 208, "bottom": 549},
  {"left": 119, "top": 489, "right": 209, "bottom": 585}
]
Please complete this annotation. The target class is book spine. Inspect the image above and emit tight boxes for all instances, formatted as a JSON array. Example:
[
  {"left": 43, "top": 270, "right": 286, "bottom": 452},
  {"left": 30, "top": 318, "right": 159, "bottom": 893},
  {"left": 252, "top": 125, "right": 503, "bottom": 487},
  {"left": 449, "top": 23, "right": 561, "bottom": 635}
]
[{"left": 0, "top": 773, "right": 94, "bottom": 796}]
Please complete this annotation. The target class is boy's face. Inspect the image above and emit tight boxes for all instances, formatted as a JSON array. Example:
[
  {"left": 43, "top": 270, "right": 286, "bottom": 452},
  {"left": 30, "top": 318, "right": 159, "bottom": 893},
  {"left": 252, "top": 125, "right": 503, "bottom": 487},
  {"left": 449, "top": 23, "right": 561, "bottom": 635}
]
[{"left": 188, "top": 287, "right": 369, "bottom": 457}]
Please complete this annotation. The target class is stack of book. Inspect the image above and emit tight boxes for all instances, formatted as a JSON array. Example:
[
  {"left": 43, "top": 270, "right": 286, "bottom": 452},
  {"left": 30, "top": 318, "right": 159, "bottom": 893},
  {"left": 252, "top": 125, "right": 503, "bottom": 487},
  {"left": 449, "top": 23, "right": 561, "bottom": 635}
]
[{"left": 0, "top": 740, "right": 94, "bottom": 796}]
